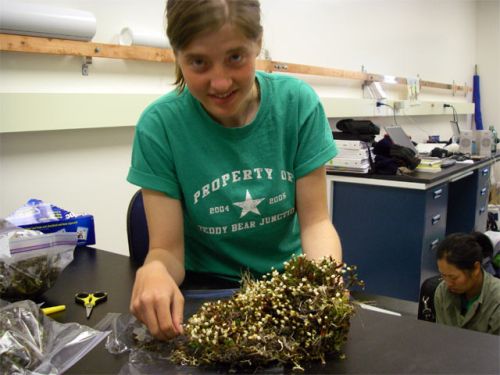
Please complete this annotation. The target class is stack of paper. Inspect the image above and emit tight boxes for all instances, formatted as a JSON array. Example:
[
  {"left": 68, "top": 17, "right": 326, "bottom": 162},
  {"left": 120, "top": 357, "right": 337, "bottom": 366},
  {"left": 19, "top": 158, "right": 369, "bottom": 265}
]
[
  {"left": 415, "top": 158, "right": 443, "bottom": 173},
  {"left": 326, "top": 140, "right": 371, "bottom": 173}
]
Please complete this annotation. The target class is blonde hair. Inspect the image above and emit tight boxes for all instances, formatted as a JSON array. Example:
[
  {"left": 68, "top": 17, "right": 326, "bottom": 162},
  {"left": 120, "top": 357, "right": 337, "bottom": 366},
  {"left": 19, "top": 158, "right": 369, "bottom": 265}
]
[{"left": 166, "top": 0, "right": 263, "bottom": 92}]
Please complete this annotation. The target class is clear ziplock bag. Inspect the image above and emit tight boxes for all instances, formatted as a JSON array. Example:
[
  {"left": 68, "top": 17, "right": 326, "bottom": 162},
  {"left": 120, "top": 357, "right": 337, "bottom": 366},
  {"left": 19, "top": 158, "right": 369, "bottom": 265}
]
[
  {"left": 0, "top": 299, "right": 110, "bottom": 375},
  {"left": 100, "top": 312, "right": 209, "bottom": 374},
  {"left": 0, "top": 220, "right": 77, "bottom": 300},
  {"left": 99, "top": 290, "right": 246, "bottom": 375},
  {"left": 100, "top": 310, "right": 282, "bottom": 375}
]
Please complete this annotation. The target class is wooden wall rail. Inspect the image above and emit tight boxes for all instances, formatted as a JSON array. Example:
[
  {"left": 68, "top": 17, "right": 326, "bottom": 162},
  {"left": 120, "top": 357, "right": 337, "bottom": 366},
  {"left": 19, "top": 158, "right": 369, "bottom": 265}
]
[
  {"left": 0, "top": 33, "right": 471, "bottom": 93},
  {"left": 0, "top": 33, "right": 175, "bottom": 62}
]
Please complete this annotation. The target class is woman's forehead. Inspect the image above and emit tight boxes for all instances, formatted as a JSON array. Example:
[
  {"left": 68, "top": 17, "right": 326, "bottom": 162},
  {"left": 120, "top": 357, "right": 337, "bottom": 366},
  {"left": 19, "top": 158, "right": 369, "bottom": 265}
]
[{"left": 180, "top": 24, "right": 258, "bottom": 55}]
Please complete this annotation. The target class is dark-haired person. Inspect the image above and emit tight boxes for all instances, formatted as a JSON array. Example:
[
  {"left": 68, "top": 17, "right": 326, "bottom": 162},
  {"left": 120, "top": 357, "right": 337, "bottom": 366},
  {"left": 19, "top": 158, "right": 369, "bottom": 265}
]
[
  {"left": 435, "top": 233, "right": 500, "bottom": 335},
  {"left": 127, "top": 0, "right": 341, "bottom": 340},
  {"left": 480, "top": 231, "right": 500, "bottom": 277}
]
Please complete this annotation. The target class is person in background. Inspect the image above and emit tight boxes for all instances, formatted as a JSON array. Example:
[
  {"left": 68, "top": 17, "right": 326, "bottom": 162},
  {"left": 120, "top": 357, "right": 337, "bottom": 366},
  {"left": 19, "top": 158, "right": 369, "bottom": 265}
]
[
  {"left": 475, "top": 231, "right": 500, "bottom": 278},
  {"left": 127, "top": 0, "right": 341, "bottom": 340},
  {"left": 435, "top": 232, "right": 500, "bottom": 335}
]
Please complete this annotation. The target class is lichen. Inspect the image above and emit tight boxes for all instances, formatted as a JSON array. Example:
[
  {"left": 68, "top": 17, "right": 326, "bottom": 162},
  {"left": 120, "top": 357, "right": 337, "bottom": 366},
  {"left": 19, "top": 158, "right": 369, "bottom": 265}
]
[{"left": 167, "top": 255, "right": 363, "bottom": 372}]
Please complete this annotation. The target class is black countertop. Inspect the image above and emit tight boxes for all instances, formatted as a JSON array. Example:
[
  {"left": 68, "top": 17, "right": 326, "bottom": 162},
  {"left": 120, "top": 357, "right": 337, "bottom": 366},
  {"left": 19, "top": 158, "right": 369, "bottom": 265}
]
[
  {"left": 327, "top": 155, "right": 495, "bottom": 185},
  {"left": 38, "top": 247, "right": 499, "bottom": 374}
]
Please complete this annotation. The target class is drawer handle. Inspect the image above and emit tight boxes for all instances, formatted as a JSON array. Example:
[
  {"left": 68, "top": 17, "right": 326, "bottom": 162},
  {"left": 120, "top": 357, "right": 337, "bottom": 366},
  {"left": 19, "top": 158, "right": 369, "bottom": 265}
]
[
  {"left": 482, "top": 168, "right": 489, "bottom": 176},
  {"left": 433, "top": 189, "right": 443, "bottom": 199},
  {"left": 480, "top": 187, "right": 487, "bottom": 196},
  {"left": 432, "top": 214, "right": 441, "bottom": 225},
  {"left": 430, "top": 239, "right": 439, "bottom": 250},
  {"left": 479, "top": 206, "right": 486, "bottom": 214}
]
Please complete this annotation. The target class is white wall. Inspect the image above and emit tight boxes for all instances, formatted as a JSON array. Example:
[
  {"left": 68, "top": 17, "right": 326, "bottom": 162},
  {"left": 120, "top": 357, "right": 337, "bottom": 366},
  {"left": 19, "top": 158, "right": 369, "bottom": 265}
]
[{"left": 1, "top": 0, "right": 499, "bottom": 255}]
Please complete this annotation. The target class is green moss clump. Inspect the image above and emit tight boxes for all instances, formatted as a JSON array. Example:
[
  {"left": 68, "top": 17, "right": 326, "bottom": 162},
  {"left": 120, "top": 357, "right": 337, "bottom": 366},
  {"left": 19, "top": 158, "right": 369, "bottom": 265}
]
[{"left": 169, "top": 255, "right": 363, "bottom": 371}]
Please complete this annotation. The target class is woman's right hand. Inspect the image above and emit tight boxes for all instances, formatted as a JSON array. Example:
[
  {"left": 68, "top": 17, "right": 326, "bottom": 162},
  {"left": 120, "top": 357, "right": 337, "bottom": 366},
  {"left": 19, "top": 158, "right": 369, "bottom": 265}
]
[{"left": 130, "top": 259, "right": 185, "bottom": 340}]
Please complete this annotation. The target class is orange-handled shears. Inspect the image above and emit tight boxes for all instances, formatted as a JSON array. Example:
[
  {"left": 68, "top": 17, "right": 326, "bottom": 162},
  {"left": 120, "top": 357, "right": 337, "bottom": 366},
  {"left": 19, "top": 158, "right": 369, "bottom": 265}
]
[{"left": 75, "top": 291, "right": 108, "bottom": 318}]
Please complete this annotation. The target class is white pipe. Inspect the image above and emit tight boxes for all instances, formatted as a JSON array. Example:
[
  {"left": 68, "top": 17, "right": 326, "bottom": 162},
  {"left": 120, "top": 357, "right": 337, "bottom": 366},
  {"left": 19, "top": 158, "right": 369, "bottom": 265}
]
[
  {"left": 0, "top": 0, "right": 96, "bottom": 41},
  {"left": 119, "top": 27, "right": 170, "bottom": 49}
]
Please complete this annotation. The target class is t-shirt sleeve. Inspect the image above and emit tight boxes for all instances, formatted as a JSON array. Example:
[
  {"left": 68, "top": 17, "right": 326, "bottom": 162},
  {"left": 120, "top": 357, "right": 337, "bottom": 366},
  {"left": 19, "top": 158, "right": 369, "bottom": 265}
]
[
  {"left": 294, "top": 82, "right": 337, "bottom": 179},
  {"left": 127, "top": 108, "right": 182, "bottom": 199}
]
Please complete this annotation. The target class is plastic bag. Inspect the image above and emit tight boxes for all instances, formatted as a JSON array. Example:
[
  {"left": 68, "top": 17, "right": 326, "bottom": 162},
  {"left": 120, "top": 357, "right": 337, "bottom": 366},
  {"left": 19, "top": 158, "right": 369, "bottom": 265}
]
[
  {"left": 98, "top": 312, "right": 183, "bottom": 374},
  {"left": 100, "top": 290, "right": 254, "bottom": 374},
  {"left": 0, "top": 299, "right": 110, "bottom": 374},
  {"left": 100, "top": 310, "right": 283, "bottom": 375},
  {"left": 102, "top": 290, "right": 236, "bottom": 357},
  {"left": 5, "top": 199, "right": 66, "bottom": 226},
  {"left": 0, "top": 220, "right": 77, "bottom": 300}
]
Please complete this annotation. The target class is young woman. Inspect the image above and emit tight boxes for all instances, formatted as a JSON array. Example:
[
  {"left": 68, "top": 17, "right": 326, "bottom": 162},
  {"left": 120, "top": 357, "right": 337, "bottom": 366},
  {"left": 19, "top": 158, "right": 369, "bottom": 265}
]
[
  {"left": 435, "top": 233, "right": 500, "bottom": 335},
  {"left": 127, "top": 0, "right": 341, "bottom": 340}
]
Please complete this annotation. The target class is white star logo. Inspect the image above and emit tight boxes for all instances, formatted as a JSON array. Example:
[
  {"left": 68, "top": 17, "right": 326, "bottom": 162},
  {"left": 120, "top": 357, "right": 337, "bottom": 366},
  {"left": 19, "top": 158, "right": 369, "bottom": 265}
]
[{"left": 233, "top": 190, "right": 265, "bottom": 218}]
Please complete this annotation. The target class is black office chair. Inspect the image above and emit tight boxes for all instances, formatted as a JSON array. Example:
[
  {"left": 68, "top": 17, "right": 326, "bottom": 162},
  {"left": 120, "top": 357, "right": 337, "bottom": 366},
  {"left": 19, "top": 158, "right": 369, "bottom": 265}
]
[
  {"left": 127, "top": 190, "right": 149, "bottom": 265},
  {"left": 417, "top": 275, "right": 441, "bottom": 322},
  {"left": 126, "top": 190, "right": 241, "bottom": 289}
]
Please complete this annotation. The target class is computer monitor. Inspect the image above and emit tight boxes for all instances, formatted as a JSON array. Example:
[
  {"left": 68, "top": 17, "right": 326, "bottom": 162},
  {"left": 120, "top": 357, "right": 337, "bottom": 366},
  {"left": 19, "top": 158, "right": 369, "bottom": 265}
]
[{"left": 385, "top": 126, "right": 418, "bottom": 154}]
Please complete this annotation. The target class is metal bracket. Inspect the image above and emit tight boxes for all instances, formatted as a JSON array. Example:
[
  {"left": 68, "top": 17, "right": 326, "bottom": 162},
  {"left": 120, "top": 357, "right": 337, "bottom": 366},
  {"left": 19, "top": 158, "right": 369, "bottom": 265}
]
[
  {"left": 273, "top": 63, "right": 288, "bottom": 71},
  {"left": 361, "top": 65, "right": 369, "bottom": 96},
  {"left": 82, "top": 56, "right": 92, "bottom": 76},
  {"left": 417, "top": 74, "right": 422, "bottom": 97},
  {"left": 262, "top": 48, "right": 271, "bottom": 61}
]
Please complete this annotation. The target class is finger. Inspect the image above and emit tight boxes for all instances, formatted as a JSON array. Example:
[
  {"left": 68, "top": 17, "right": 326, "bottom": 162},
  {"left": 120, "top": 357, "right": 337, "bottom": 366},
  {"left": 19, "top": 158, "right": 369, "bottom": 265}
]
[
  {"left": 171, "top": 292, "right": 185, "bottom": 334},
  {"left": 129, "top": 282, "right": 147, "bottom": 319},
  {"left": 155, "top": 296, "right": 177, "bottom": 339},
  {"left": 129, "top": 271, "right": 143, "bottom": 314},
  {"left": 130, "top": 290, "right": 142, "bottom": 319},
  {"left": 143, "top": 300, "right": 169, "bottom": 341},
  {"left": 130, "top": 288, "right": 138, "bottom": 315}
]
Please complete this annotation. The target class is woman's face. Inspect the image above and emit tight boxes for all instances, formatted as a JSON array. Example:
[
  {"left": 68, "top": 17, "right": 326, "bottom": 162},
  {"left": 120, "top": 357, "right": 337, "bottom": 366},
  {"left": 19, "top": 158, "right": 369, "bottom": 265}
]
[
  {"left": 437, "top": 258, "right": 479, "bottom": 295},
  {"left": 175, "top": 23, "right": 261, "bottom": 127}
]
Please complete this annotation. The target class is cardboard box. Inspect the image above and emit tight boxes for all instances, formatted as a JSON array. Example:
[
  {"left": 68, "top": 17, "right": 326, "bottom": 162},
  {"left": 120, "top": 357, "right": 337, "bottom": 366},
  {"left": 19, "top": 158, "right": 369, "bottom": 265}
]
[{"left": 6, "top": 199, "right": 96, "bottom": 246}]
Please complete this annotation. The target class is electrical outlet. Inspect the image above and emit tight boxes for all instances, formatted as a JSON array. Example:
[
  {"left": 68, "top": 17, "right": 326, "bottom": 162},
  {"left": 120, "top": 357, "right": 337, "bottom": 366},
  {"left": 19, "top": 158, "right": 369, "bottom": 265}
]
[{"left": 393, "top": 101, "right": 405, "bottom": 111}]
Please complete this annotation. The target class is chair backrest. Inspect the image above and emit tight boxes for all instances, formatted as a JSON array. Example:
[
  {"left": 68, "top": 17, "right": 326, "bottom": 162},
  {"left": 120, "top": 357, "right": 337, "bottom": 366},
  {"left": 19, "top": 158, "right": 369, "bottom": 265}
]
[
  {"left": 127, "top": 190, "right": 149, "bottom": 265},
  {"left": 417, "top": 275, "right": 441, "bottom": 322}
]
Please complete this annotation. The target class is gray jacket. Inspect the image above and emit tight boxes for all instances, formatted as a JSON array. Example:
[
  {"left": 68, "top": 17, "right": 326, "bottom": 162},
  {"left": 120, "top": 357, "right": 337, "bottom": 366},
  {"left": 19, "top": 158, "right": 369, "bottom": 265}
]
[{"left": 434, "top": 271, "right": 500, "bottom": 335}]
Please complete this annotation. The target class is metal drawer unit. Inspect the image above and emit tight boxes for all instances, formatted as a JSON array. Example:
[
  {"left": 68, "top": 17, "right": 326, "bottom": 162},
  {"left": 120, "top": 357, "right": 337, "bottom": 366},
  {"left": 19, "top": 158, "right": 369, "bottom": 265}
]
[
  {"left": 420, "top": 184, "right": 448, "bottom": 284},
  {"left": 475, "top": 166, "right": 490, "bottom": 231},
  {"left": 446, "top": 164, "right": 490, "bottom": 235},
  {"left": 332, "top": 181, "right": 447, "bottom": 301}
]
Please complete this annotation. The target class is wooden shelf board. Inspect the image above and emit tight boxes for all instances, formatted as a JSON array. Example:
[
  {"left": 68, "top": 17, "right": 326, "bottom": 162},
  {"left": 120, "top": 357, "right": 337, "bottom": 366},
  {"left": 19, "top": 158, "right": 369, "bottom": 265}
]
[{"left": 0, "top": 33, "right": 471, "bottom": 93}]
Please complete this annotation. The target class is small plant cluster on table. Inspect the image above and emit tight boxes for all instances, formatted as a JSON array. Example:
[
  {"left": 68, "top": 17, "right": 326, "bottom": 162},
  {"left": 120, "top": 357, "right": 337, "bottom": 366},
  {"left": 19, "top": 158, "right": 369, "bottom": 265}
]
[
  {"left": 135, "top": 255, "right": 363, "bottom": 372},
  {"left": 0, "top": 255, "right": 62, "bottom": 299}
]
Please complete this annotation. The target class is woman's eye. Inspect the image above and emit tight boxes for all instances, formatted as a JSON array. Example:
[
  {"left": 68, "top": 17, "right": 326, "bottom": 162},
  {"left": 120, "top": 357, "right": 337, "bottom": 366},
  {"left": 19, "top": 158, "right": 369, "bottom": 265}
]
[
  {"left": 190, "top": 59, "right": 206, "bottom": 69},
  {"left": 229, "top": 54, "right": 243, "bottom": 63}
]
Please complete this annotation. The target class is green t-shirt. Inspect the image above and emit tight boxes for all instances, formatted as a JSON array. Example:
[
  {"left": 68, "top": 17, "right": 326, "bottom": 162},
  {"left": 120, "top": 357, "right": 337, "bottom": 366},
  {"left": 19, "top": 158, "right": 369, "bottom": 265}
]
[{"left": 127, "top": 71, "right": 337, "bottom": 280}]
